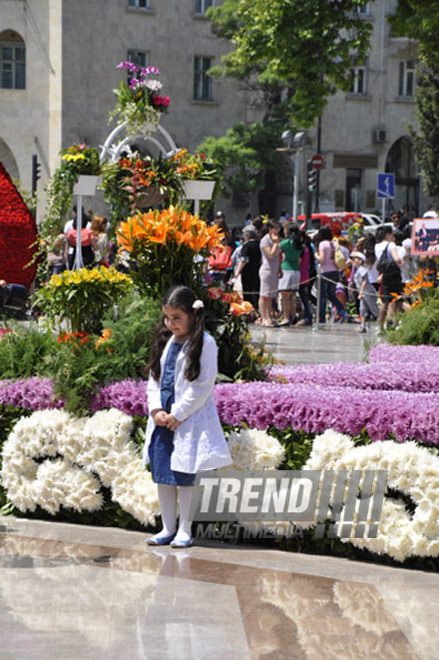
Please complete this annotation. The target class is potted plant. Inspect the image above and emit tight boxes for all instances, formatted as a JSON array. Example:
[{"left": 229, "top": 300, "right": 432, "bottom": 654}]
[
  {"left": 44, "top": 144, "right": 102, "bottom": 236},
  {"left": 109, "top": 62, "right": 170, "bottom": 138}
]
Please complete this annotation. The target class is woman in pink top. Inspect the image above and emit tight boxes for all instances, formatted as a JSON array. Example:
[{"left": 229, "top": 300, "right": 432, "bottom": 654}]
[
  {"left": 66, "top": 218, "right": 97, "bottom": 269},
  {"left": 315, "top": 226, "right": 347, "bottom": 323}
]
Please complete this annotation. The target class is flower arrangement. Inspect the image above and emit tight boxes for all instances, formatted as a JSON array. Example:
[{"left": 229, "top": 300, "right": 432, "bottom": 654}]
[
  {"left": 369, "top": 343, "right": 439, "bottom": 363},
  {"left": 116, "top": 206, "right": 223, "bottom": 296},
  {"left": 0, "top": 162, "right": 38, "bottom": 289},
  {"left": 34, "top": 266, "right": 133, "bottom": 334},
  {"left": 225, "top": 428, "right": 285, "bottom": 470},
  {"left": 109, "top": 63, "right": 170, "bottom": 137},
  {"left": 1, "top": 408, "right": 160, "bottom": 524},
  {"left": 44, "top": 144, "right": 102, "bottom": 235},
  {"left": 169, "top": 148, "right": 218, "bottom": 181},
  {"left": 304, "top": 429, "right": 439, "bottom": 562},
  {"left": 391, "top": 268, "right": 434, "bottom": 307},
  {"left": 101, "top": 153, "right": 183, "bottom": 223}
]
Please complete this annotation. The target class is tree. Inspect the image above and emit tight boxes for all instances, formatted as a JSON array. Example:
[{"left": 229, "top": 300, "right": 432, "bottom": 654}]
[
  {"left": 410, "top": 65, "right": 439, "bottom": 203},
  {"left": 208, "top": 0, "right": 373, "bottom": 127},
  {"left": 390, "top": 1, "right": 439, "bottom": 70},
  {"left": 199, "top": 121, "right": 285, "bottom": 198},
  {"left": 390, "top": 1, "right": 439, "bottom": 201}
]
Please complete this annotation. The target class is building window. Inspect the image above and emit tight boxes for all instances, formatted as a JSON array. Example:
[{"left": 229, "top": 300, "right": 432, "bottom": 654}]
[
  {"left": 194, "top": 56, "right": 213, "bottom": 101},
  {"left": 350, "top": 64, "right": 367, "bottom": 95},
  {"left": 0, "top": 42, "right": 25, "bottom": 89},
  {"left": 127, "top": 50, "right": 148, "bottom": 68},
  {"left": 357, "top": 2, "right": 370, "bottom": 16},
  {"left": 398, "top": 60, "right": 415, "bottom": 97},
  {"left": 195, "top": 0, "right": 215, "bottom": 15},
  {"left": 127, "top": 0, "right": 150, "bottom": 8}
]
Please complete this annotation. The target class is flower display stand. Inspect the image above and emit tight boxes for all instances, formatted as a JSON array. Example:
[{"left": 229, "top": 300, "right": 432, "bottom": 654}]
[
  {"left": 73, "top": 175, "right": 101, "bottom": 196},
  {"left": 182, "top": 179, "right": 215, "bottom": 214},
  {"left": 73, "top": 175, "right": 101, "bottom": 270}
]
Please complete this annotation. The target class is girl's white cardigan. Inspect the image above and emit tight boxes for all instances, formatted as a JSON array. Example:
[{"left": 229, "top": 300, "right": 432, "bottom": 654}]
[{"left": 143, "top": 331, "right": 232, "bottom": 474}]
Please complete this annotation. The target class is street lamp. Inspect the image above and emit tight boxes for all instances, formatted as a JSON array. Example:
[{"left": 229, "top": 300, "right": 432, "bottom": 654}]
[{"left": 278, "top": 130, "right": 307, "bottom": 221}]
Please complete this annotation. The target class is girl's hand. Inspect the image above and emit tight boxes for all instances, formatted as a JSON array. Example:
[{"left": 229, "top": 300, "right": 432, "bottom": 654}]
[
  {"left": 153, "top": 410, "right": 168, "bottom": 426},
  {"left": 165, "top": 414, "right": 181, "bottom": 431}
]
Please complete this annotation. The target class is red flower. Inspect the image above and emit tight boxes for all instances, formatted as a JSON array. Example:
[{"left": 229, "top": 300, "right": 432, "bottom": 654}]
[{"left": 0, "top": 162, "right": 38, "bottom": 289}]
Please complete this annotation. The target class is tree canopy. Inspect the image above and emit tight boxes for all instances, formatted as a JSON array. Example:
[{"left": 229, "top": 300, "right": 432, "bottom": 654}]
[
  {"left": 208, "top": 0, "right": 373, "bottom": 127},
  {"left": 390, "top": 1, "right": 439, "bottom": 70}
]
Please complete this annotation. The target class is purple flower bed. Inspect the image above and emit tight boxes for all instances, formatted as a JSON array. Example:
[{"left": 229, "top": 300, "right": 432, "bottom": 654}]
[
  {"left": 90, "top": 380, "right": 148, "bottom": 416},
  {"left": 2, "top": 371, "right": 439, "bottom": 445},
  {"left": 0, "top": 378, "right": 64, "bottom": 410},
  {"left": 268, "top": 362, "right": 439, "bottom": 394},
  {"left": 214, "top": 381, "right": 439, "bottom": 445},
  {"left": 369, "top": 344, "right": 439, "bottom": 364}
]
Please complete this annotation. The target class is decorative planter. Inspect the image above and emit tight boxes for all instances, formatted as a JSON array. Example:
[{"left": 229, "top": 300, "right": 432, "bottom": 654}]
[
  {"left": 73, "top": 175, "right": 101, "bottom": 196},
  {"left": 137, "top": 187, "right": 166, "bottom": 209},
  {"left": 183, "top": 179, "right": 215, "bottom": 201}
]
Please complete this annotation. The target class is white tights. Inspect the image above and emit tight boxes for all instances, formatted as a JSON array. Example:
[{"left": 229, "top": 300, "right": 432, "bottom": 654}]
[{"left": 154, "top": 484, "right": 194, "bottom": 542}]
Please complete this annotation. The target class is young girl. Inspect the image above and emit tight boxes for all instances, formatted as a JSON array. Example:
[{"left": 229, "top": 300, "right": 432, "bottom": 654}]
[{"left": 143, "top": 285, "right": 232, "bottom": 548}]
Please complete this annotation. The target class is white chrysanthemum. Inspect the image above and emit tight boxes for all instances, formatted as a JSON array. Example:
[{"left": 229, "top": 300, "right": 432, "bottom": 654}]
[
  {"left": 225, "top": 428, "right": 285, "bottom": 471},
  {"left": 1, "top": 408, "right": 160, "bottom": 527},
  {"left": 304, "top": 429, "right": 354, "bottom": 471}
]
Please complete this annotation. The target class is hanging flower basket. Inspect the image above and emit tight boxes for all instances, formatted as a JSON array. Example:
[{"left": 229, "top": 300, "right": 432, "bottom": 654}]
[
  {"left": 137, "top": 187, "right": 167, "bottom": 209},
  {"left": 183, "top": 179, "right": 216, "bottom": 200}
]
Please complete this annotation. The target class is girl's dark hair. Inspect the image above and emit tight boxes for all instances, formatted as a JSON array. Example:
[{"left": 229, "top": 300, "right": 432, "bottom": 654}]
[
  {"left": 362, "top": 234, "right": 376, "bottom": 267},
  {"left": 287, "top": 223, "right": 303, "bottom": 251},
  {"left": 376, "top": 225, "right": 393, "bottom": 242},
  {"left": 147, "top": 285, "right": 205, "bottom": 382},
  {"left": 320, "top": 225, "right": 333, "bottom": 241}
]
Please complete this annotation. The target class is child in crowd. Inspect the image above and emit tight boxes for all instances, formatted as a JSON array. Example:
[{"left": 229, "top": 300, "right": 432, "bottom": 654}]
[
  {"left": 351, "top": 251, "right": 379, "bottom": 333},
  {"left": 143, "top": 285, "right": 231, "bottom": 548}
]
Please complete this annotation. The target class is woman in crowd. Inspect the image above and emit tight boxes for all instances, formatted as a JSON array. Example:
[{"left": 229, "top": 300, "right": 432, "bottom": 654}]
[
  {"left": 375, "top": 225, "right": 403, "bottom": 331},
  {"left": 66, "top": 217, "right": 97, "bottom": 269},
  {"left": 315, "top": 226, "right": 348, "bottom": 323},
  {"left": 91, "top": 215, "right": 110, "bottom": 266},
  {"left": 235, "top": 225, "right": 261, "bottom": 312},
  {"left": 258, "top": 220, "right": 281, "bottom": 327},
  {"left": 296, "top": 230, "right": 315, "bottom": 326},
  {"left": 278, "top": 224, "right": 302, "bottom": 326}
]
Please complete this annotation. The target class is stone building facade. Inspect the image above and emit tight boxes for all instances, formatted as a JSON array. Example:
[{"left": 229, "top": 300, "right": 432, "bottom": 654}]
[
  {"left": 291, "top": 0, "right": 428, "bottom": 219},
  {"left": 0, "top": 0, "right": 256, "bottom": 222},
  {"left": 0, "top": 0, "right": 430, "bottom": 225}
]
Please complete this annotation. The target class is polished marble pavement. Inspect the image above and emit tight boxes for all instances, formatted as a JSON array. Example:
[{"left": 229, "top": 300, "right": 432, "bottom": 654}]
[
  {"left": 0, "top": 324, "right": 426, "bottom": 659},
  {"left": 250, "top": 320, "right": 373, "bottom": 366},
  {"left": 1, "top": 516, "right": 438, "bottom": 659}
]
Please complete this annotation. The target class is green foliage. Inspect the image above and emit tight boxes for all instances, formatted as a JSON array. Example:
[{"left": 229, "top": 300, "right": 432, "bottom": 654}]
[
  {"left": 50, "top": 296, "right": 161, "bottom": 413},
  {"left": 34, "top": 267, "right": 133, "bottom": 335},
  {"left": 387, "top": 293, "right": 439, "bottom": 346},
  {"left": 199, "top": 121, "right": 284, "bottom": 196},
  {"left": 0, "top": 324, "right": 59, "bottom": 379},
  {"left": 43, "top": 144, "right": 101, "bottom": 236},
  {"left": 390, "top": 0, "right": 439, "bottom": 69},
  {"left": 208, "top": 0, "right": 373, "bottom": 127},
  {"left": 410, "top": 65, "right": 439, "bottom": 203}
]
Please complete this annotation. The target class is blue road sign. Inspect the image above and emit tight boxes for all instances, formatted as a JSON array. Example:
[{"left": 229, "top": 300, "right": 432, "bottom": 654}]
[{"left": 377, "top": 173, "right": 395, "bottom": 199}]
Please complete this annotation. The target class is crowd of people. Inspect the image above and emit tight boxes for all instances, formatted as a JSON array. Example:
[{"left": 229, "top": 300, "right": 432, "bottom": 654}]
[
  {"left": 207, "top": 208, "right": 432, "bottom": 333},
  {"left": 46, "top": 203, "right": 434, "bottom": 334},
  {"left": 46, "top": 206, "right": 113, "bottom": 274}
]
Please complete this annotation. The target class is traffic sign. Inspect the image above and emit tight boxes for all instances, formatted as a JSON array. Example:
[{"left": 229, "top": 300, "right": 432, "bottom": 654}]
[
  {"left": 377, "top": 173, "right": 395, "bottom": 199},
  {"left": 311, "top": 153, "right": 324, "bottom": 170}
]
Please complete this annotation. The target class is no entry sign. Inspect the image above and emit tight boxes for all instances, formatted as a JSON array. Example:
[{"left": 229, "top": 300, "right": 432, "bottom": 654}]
[{"left": 311, "top": 154, "right": 324, "bottom": 170}]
